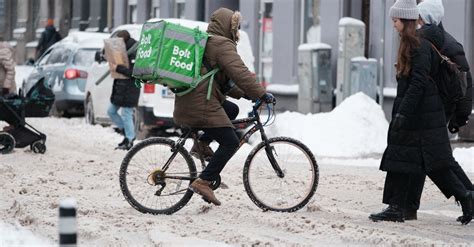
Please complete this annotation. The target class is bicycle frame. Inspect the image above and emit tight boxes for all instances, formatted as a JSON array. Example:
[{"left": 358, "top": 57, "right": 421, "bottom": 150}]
[{"left": 163, "top": 100, "right": 284, "bottom": 181}]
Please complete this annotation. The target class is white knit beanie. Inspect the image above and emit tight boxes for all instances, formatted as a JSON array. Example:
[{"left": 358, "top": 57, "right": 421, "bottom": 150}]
[
  {"left": 418, "top": 0, "right": 444, "bottom": 25},
  {"left": 389, "top": 0, "right": 419, "bottom": 20}
]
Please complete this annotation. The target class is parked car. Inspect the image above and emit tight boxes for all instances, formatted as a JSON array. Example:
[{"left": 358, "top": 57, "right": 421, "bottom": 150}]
[
  {"left": 84, "top": 18, "right": 255, "bottom": 139},
  {"left": 21, "top": 31, "right": 109, "bottom": 117}
]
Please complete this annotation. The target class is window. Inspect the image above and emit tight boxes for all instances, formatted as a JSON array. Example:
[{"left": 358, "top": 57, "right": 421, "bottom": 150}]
[
  {"left": 258, "top": 0, "right": 273, "bottom": 85},
  {"left": 37, "top": 49, "right": 52, "bottom": 66},
  {"left": 301, "top": 0, "right": 321, "bottom": 44},
  {"left": 73, "top": 49, "right": 97, "bottom": 66},
  {"left": 152, "top": 0, "right": 160, "bottom": 18},
  {"left": 175, "top": 0, "right": 186, "bottom": 19},
  {"left": 47, "top": 47, "right": 71, "bottom": 65},
  {"left": 129, "top": 5, "right": 137, "bottom": 23}
]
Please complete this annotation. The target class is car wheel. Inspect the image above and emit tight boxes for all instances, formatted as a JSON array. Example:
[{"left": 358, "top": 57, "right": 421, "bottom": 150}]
[
  {"left": 134, "top": 108, "right": 150, "bottom": 140},
  {"left": 85, "top": 96, "right": 95, "bottom": 125}
]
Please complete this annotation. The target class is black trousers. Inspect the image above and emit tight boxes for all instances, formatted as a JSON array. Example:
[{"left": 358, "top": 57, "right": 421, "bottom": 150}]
[
  {"left": 200, "top": 100, "right": 239, "bottom": 144},
  {"left": 382, "top": 168, "right": 469, "bottom": 208},
  {"left": 199, "top": 127, "right": 239, "bottom": 181},
  {"left": 404, "top": 162, "right": 473, "bottom": 210},
  {"left": 199, "top": 100, "right": 240, "bottom": 181}
]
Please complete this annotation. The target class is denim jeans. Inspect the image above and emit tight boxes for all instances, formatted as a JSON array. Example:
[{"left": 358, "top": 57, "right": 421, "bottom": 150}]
[{"left": 107, "top": 104, "right": 135, "bottom": 141}]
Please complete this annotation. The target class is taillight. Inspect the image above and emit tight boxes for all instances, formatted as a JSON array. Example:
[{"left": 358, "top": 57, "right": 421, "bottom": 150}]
[
  {"left": 144, "top": 83, "right": 155, "bottom": 94},
  {"left": 64, "top": 69, "right": 88, "bottom": 79}
]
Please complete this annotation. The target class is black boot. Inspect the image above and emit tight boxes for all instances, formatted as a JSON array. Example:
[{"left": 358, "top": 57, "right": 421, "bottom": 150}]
[
  {"left": 458, "top": 191, "right": 473, "bottom": 225},
  {"left": 117, "top": 137, "right": 127, "bottom": 146},
  {"left": 113, "top": 127, "right": 124, "bottom": 135},
  {"left": 369, "top": 205, "right": 405, "bottom": 222},
  {"left": 404, "top": 209, "right": 417, "bottom": 221},
  {"left": 116, "top": 138, "right": 134, "bottom": 150}
]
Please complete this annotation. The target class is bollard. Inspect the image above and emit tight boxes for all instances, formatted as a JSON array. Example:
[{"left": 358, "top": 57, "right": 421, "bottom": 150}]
[{"left": 59, "top": 198, "right": 77, "bottom": 246}]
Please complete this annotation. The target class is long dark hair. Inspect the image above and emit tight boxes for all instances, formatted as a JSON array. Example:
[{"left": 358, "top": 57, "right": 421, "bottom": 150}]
[{"left": 396, "top": 19, "right": 420, "bottom": 77}]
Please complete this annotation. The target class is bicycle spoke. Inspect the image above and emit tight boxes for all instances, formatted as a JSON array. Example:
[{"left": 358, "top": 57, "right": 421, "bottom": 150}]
[
  {"left": 120, "top": 138, "right": 197, "bottom": 215},
  {"left": 243, "top": 137, "right": 318, "bottom": 212}
]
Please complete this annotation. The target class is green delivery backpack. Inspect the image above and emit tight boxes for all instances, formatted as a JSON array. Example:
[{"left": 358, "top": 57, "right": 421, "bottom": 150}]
[{"left": 132, "top": 20, "right": 219, "bottom": 99}]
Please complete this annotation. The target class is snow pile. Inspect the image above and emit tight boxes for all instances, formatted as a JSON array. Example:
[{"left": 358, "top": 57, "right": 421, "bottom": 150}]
[
  {"left": 0, "top": 222, "right": 52, "bottom": 246},
  {"left": 453, "top": 147, "right": 474, "bottom": 173},
  {"left": 267, "top": 92, "right": 389, "bottom": 157}
]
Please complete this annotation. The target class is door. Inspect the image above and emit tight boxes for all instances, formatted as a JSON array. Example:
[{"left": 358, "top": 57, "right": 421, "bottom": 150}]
[
  {"left": 258, "top": 0, "right": 273, "bottom": 86},
  {"left": 23, "top": 48, "right": 53, "bottom": 95},
  {"left": 47, "top": 46, "right": 73, "bottom": 103}
]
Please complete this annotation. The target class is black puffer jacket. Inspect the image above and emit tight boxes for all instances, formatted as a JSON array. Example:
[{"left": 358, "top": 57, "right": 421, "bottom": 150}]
[
  {"left": 37, "top": 26, "right": 61, "bottom": 58},
  {"left": 110, "top": 38, "right": 140, "bottom": 107},
  {"left": 380, "top": 26, "right": 456, "bottom": 174},
  {"left": 437, "top": 23, "right": 473, "bottom": 127}
]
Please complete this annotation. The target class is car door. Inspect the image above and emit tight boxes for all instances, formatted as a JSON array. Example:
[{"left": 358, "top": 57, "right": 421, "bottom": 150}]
[
  {"left": 22, "top": 48, "right": 53, "bottom": 95},
  {"left": 48, "top": 46, "right": 73, "bottom": 102},
  {"left": 87, "top": 49, "right": 113, "bottom": 123}
]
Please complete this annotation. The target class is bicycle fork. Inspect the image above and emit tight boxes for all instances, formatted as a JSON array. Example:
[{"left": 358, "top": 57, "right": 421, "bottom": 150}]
[{"left": 259, "top": 125, "right": 285, "bottom": 178}]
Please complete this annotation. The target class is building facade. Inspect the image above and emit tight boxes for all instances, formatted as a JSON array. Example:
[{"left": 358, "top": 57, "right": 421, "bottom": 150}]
[{"left": 0, "top": 0, "right": 473, "bottom": 118}]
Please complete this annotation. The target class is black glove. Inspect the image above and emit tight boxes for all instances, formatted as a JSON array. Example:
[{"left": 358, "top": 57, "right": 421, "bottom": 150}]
[
  {"left": 391, "top": 113, "right": 407, "bottom": 131},
  {"left": 448, "top": 118, "right": 460, "bottom": 134},
  {"left": 261, "top": 92, "right": 276, "bottom": 104}
]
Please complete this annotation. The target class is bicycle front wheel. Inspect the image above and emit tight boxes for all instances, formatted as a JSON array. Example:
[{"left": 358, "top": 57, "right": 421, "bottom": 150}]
[
  {"left": 119, "top": 137, "right": 197, "bottom": 215},
  {"left": 243, "top": 137, "right": 319, "bottom": 212}
]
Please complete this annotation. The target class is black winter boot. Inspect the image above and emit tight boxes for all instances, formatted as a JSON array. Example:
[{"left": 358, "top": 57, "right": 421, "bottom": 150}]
[
  {"left": 369, "top": 205, "right": 405, "bottom": 222},
  {"left": 115, "top": 138, "right": 134, "bottom": 151},
  {"left": 458, "top": 191, "right": 473, "bottom": 225},
  {"left": 113, "top": 127, "right": 124, "bottom": 136},
  {"left": 404, "top": 209, "right": 417, "bottom": 221},
  {"left": 117, "top": 137, "right": 127, "bottom": 146}
]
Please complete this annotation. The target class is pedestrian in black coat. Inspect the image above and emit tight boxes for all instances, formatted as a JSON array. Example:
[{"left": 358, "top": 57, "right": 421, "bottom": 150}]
[
  {"left": 36, "top": 19, "right": 61, "bottom": 59},
  {"left": 400, "top": 0, "right": 473, "bottom": 222},
  {"left": 369, "top": 0, "right": 473, "bottom": 225}
]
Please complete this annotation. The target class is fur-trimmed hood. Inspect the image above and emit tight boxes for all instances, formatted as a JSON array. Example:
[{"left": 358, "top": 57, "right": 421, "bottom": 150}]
[{"left": 207, "top": 8, "right": 241, "bottom": 43}]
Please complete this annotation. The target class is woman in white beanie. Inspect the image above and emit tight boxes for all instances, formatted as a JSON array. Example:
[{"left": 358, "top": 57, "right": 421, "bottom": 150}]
[
  {"left": 402, "top": 0, "right": 474, "bottom": 223},
  {"left": 369, "top": 0, "right": 473, "bottom": 225}
]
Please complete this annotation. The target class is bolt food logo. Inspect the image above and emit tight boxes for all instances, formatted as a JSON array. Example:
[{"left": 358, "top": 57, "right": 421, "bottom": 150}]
[
  {"left": 170, "top": 45, "right": 193, "bottom": 71},
  {"left": 137, "top": 32, "right": 194, "bottom": 72},
  {"left": 137, "top": 34, "right": 152, "bottom": 59}
]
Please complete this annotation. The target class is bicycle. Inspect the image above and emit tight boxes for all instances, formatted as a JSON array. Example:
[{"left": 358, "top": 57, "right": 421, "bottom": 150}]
[{"left": 119, "top": 99, "right": 319, "bottom": 215}]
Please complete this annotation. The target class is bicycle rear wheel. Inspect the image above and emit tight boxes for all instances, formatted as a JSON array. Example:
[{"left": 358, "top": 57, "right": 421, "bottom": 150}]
[
  {"left": 243, "top": 137, "right": 319, "bottom": 212},
  {"left": 119, "top": 137, "right": 197, "bottom": 215}
]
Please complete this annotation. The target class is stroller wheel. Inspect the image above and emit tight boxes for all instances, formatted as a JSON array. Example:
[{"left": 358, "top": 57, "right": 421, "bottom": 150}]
[
  {"left": 0, "top": 132, "right": 15, "bottom": 154},
  {"left": 31, "top": 140, "right": 46, "bottom": 154}
]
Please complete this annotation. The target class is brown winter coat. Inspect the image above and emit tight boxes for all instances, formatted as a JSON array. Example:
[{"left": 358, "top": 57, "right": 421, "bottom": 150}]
[
  {"left": 173, "top": 8, "right": 266, "bottom": 129},
  {"left": 0, "top": 42, "right": 16, "bottom": 94}
]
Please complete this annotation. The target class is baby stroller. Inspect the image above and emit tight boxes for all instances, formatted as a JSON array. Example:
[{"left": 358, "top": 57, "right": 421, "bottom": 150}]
[{"left": 0, "top": 78, "right": 55, "bottom": 154}]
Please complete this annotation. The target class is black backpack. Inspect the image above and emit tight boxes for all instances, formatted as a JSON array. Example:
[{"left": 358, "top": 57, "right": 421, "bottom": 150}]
[{"left": 430, "top": 43, "right": 468, "bottom": 114}]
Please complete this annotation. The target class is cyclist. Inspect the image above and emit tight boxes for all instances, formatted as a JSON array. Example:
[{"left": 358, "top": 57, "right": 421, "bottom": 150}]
[{"left": 173, "top": 8, "right": 274, "bottom": 206}]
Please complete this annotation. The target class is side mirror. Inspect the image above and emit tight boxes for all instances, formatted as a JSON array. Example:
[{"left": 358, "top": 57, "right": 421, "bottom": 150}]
[
  {"left": 25, "top": 58, "right": 35, "bottom": 66},
  {"left": 95, "top": 50, "right": 105, "bottom": 63}
]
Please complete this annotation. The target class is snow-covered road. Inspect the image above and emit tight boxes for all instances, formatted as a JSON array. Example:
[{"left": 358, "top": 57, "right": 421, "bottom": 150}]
[{"left": 1, "top": 114, "right": 473, "bottom": 245}]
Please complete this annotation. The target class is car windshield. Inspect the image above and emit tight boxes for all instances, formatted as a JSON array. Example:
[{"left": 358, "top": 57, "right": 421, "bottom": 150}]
[{"left": 73, "top": 49, "right": 98, "bottom": 66}]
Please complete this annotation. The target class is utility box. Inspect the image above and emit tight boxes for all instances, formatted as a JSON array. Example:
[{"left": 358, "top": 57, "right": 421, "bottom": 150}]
[
  {"left": 349, "top": 57, "right": 378, "bottom": 100},
  {"left": 336, "top": 17, "right": 365, "bottom": 105},
  {"left": 297, "top": 43, "right": 333, "bottom": 114}
]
